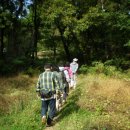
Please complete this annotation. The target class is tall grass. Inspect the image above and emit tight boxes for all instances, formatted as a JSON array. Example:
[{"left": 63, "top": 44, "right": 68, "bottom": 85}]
[
  {"left": 0, "top": 74, "right": 44, "bottom": 130},
  {"left": 77, "top": 74, "right": 130, "bottom": 130},
  {"left": 47, "top": 74, "right": 130, "bottom": 130},
  {"left": 0, "top": 74, "right": 36, "bottom": 115},
  {"left": 0, "top": 66, "right": 130, "bottom": 130}
]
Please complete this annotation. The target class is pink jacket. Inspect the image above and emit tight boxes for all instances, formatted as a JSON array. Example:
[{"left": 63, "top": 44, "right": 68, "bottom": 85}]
[{"left": 64, "top": 67, "right": 73, "bottom": 78}]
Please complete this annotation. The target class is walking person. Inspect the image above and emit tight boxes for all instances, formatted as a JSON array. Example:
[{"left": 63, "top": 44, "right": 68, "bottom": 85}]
[
  {"left": 51, "top": 64, "right": 64, "bottom": 112},
  {"left": 64, "top": 62, "right": 73, "bottom": 89},
  {"left": 70, "top": 58, "right": 79, "bottom": 89},
  {"left": 36, "top": 64, "right": 60, "bottom": 127},
  {"left": 58, "top": 63, "right": 69, "bottom": 103}
]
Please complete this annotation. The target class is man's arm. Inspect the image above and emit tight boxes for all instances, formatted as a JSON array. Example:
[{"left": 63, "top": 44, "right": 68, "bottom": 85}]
[
  {"left": 36, "top": 75, "right": 41, "bottom": 97},
  {"left": 53, "top": 73, "right": 61, "bottom": 91}
]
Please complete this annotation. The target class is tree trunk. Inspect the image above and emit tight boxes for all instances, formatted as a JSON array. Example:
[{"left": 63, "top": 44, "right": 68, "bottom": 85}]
[
  {"left": 58, "top": 26, "right": 71, "bottom": 61},
  {"left": 52, "top": 40, "right": 56, "bottom": 63},
  {"left": 32, "top": 0, "right": 38, "bottom": 62},
  {"left": 0, "top": 28, "right": 4, "bottom": 58}
]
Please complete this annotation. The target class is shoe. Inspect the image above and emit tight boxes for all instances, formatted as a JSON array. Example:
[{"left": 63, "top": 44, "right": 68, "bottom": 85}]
[
  {"left": 46, "top": 120, "right": 55, "bottom": 127},
  {"left": 42, "top": 116, "right": 46, "bottom": 124}
]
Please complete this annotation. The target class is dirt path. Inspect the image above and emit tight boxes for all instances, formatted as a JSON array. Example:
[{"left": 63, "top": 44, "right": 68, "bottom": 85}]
[
  {"left": 44, "top": 88, "right": 75, "bottom": 130},
  {"left": 45, "top": 127, "right": 55, "bottom": 130}
]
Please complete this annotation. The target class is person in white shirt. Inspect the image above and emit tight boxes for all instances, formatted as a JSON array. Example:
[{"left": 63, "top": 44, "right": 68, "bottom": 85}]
[{"left": 70, "top": 58, "right": 79, "bottom": 89}]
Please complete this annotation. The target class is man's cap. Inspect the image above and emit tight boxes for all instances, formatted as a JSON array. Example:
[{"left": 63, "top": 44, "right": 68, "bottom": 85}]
[{"left": 73, "top": 58, "right": 78, "bottom": 62}]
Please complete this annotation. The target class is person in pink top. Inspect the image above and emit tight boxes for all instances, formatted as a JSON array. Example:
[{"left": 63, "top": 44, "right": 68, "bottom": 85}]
[{"left": 64, "top": 62, "right": 73, "bottom": 89}]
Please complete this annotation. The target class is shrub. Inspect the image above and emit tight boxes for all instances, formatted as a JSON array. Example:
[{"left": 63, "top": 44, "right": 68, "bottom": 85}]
[
  {"left": 24, "top": 67, "right": 40, "bottom": 77},
  {"left": 104, "top": 65, "right": 122, "bottom": 77},
  {"left": 78, "top": 65, "right": 88, "bottom": 74},
  {"left": 79, "top": 61, "right": 122, "bottom": 77},
  {"left": 91, "top": 61, "right": 105, "bottom": 74}
]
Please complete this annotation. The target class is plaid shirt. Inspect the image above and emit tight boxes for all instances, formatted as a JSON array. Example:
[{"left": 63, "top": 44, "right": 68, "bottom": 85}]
[{"left": 36, "top": 70, "right": 60, "bottom": 93}]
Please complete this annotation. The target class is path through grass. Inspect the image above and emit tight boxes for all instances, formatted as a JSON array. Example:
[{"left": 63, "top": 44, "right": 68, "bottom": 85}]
[{"left": 0, "top": 74, "right": 130, "bottom": 130}]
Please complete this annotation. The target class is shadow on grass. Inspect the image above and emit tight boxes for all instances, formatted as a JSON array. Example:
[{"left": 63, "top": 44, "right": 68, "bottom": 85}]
[
  {"left": 56, "top": 87, "right": 81, "bottom": 122},
  {"left": 82, "top": 124, "right": 113, "bottom": 130}
]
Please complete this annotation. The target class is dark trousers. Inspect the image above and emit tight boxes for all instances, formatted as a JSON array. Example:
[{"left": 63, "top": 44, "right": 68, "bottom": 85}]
[
  {"left": 63, "top": 82, "right": 69, "bottom": 100},
  {"left": 41, "top": 98, "right": 56, "bottom": 122}
]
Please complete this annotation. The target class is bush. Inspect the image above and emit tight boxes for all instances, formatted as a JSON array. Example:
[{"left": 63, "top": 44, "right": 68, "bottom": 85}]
[
  {"left": 78, "top": 65, "right": 88, "bottom": 74},
  {"left": 24, "top": 67, "right": 40, "bottom": 77},
  {"left": 91, "top": 61, "right": 105, "bottom": 74},
  {"left": 79, "top": 61, "right": 122, "bottom": 77},
  {"left": 0, "top": 60, "right": 14, "bottom": 75},
  {"left": 104, "top": 65, "right": 121, "bottom": 77}
]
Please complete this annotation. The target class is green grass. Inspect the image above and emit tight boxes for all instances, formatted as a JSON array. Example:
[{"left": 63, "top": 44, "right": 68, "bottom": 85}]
[
  {"left": 0, "top": 100, "right": 45, "bottom": 130},
  {"left": 0, "top": 73, "right": 130, "bottom": 130}
]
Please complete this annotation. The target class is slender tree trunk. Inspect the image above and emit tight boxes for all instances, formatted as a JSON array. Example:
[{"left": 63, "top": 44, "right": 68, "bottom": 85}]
[
  {"left": 0, "top": 28, "right": 4, "bottom": 58},
  {"left": 32, "top": 0, "right": 38, "bottom": 62},
  {"left": 52, "top": 40, "right": 56, "bottom": 63},
  {"left": 61, "top": 36, "right": 71, "bottom": 61},
  {"left": 8, "top": 27, "right": 15, "bottom": 57},
  {"left": 71, "top": 31, "right": 84, "bottom": 62},
  {"left": 58, "top": 26, "right": 71, "bottom": 61}
]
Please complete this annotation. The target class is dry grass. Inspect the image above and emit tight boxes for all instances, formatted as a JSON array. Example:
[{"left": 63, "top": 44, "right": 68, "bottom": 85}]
[
  {"left": 0, "top": 73, "right": 130, "bottom": 129},
  {"left": 77, "top": 74, "right": 130, "bottom": 129},
  {"left": 0, "top": 74, "right": 36, "bottom": 94},
  {"left": 0, "top": 74, "right": 37, "bottom": 115}
]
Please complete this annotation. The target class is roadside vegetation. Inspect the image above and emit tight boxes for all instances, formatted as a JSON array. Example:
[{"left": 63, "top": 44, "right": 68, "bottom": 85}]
[{"left": 0, "top": 62, "right": 130, "bottom": 130}]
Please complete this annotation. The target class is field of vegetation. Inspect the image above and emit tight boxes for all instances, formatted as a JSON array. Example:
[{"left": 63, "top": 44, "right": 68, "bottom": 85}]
[
  {"left": 1, "top": 1, "right": 130, "bottom": 129},
  {"left": 0, "top": 63, "right": 130, "bottom": 130}
]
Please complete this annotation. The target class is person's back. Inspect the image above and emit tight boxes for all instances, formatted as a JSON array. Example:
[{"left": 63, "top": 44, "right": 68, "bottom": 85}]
[
  {"left": 38, "top": 71, "right": 56, "bottom": 92},
  {"left": 70, "top": 59, "right": 78, "bottom": 74},
  {"left": 36, "top": 64, "right": 60, "bottom": 126},
  {"left": 51, "top": 64, "right": 65, "bottom": 111},
  {"left": 70, "top": 58, "right": 79, "bottom": 89},
  {"left": 58, "top": 65, "right": 69, "bottom": 102},
  {"left": 55, "top": 66, "right": 67, "bottom": 110},
  {"left": 58, "top": 69, "right": 66, "bottom": 89}
]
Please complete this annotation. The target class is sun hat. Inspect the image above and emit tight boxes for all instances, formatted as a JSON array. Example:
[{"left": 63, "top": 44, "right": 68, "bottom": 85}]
[{"left": 73, "top": 58, "right": 78, "bottom": 62}]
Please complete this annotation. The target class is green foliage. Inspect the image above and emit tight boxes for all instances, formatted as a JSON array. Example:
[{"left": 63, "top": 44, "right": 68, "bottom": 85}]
[
  {"left": 78, "top": 65, "right": 88, "bottom": 74},
  {"left": 0, "top": 60, "right": 14, "bottom": 75},
  {"left": 91, "top": 61, "right": 105, "bottom": 74},
  {"left": 1, "top": 0, "right": 130, "bottom": 74},
  {"left": 12, "top": 58, "right": 25, "bottom": 66},
  {"left": 124, "top": 40, "right": 130, "bottom": 47},
  {"left": 0, "top": 57, "right": 30, "bottom": 75},
  {"left": 24, "top": 67, "right": 40, "bottom": 77},
  {"left": 79, "top": 61, "right": 122, "bottom": 77}
]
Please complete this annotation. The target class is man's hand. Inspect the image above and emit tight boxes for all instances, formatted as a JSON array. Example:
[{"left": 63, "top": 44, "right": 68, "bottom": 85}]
[{"left": 37, "top": 92, "right": 41, "bottom": 98}]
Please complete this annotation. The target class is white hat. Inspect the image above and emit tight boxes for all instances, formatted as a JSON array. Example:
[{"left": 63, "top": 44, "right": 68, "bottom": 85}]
[
  {"left": 73, "top": 58, "right": 78, "bottom": 62},
  {"left": 59, "top": 67, "right": 64, "bottom": 71}
]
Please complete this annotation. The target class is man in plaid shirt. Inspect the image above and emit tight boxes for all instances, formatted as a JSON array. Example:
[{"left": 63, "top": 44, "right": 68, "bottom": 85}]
[{"left": 36, "top": 64, "right": 60, "bottom": 126}]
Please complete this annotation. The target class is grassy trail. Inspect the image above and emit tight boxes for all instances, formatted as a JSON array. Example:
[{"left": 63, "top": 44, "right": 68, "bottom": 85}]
[
  {"left": 45, "top": 74, "right": 130, "bottom": 130},
  {"left": 0, "top": 74, "right": 130, "bottom": 130}
]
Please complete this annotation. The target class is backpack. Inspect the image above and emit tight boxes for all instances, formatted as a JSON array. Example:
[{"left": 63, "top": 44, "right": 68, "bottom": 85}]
[{"left": 59, "top": 70, "right": 66, "bottom": 83}]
